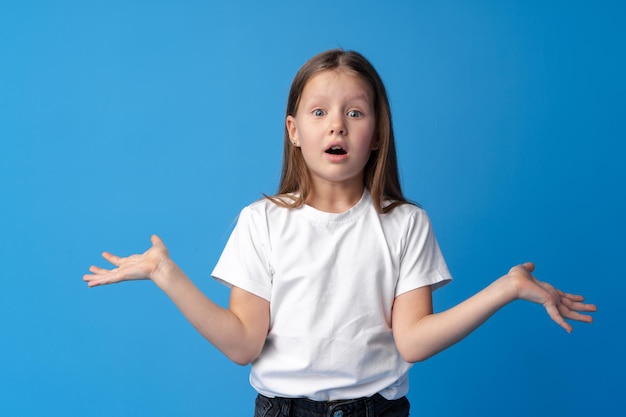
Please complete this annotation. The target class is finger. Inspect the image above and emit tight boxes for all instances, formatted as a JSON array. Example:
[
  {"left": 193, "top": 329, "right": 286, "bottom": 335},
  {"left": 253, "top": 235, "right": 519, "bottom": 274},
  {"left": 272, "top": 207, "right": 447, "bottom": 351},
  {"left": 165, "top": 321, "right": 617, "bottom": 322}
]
[
  {"left": 561, "top": 292, "right": 585, "bottom": 302},
  {"left": 544, "top": 302, "right": 573, "bottom": 333},
  {"left": 87, "top": 278, "right": 109, "bottom": 288},
  {"left": 544, "top": 287, "right": 586, "bottom": 304},
  {"left": 86, "top": 268, "right": 123, "bottom": 287},
  {"left": 566, "top": 300, "right": 598, "bottom": 313},
  {"left": 151, "top": 234, "right": 164, "bottom": 246},
  {"left": 151, "top": 235, "right": 168, "bottom": 254},
  {"left": 83, "top": 273, "right": 96, "bottom": 282},
  {"left": 83, "top": 273, "right": 106, "bottom": 287},
  {"left": 557, "top": 303, "right": 594, "bottom": 323},
  {"left": 580, "top": 302, "right": 598, "bottom": 312},
  {"left": 88, "top": 265, "right": 113, "bottom": 275},
  {"left": 560, "top": 296, "right": 598, "bottom": 313},
  {"left": 102, "top": 251, "right": 124, "bottom": 266},
  {"left": 84, "top": 276, "right": 109, "bottom": 286}
]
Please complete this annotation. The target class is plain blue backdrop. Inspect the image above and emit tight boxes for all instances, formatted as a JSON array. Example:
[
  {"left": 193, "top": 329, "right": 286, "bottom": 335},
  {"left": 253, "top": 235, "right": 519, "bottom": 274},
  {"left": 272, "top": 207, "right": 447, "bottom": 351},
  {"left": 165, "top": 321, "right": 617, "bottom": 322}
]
[{"left": 1, "top": 1, "right": 623, "bottom": 416}]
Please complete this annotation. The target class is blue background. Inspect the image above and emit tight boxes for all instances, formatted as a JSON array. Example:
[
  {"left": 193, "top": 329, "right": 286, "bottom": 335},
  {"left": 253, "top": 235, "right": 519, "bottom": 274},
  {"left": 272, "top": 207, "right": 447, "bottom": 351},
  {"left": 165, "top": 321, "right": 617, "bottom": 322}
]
[{"left": 1, "top": 1, "right": 623, "bottom": 415}]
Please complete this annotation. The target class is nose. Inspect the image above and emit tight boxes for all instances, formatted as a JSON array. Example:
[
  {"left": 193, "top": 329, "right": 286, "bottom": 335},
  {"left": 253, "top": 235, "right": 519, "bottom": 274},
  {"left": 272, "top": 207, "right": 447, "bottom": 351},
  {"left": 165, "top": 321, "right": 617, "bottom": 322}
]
[{"left": 329, "top": 114, "right": 347, "bottom": 136}]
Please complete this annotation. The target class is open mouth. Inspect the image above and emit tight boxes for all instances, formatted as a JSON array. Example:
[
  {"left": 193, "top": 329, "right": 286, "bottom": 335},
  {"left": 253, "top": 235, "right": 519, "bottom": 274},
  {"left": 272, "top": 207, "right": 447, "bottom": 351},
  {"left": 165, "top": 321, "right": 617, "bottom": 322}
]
[{"left": 325, "top": 145, "right": 347, "bottom": 155}]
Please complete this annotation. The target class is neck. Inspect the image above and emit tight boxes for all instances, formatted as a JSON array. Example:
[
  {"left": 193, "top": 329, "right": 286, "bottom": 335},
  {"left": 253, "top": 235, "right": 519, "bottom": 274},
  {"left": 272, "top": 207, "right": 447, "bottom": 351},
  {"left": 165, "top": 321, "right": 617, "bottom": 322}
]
[{"left": 305, "top": 181, "right": 365, "bottom": 213}]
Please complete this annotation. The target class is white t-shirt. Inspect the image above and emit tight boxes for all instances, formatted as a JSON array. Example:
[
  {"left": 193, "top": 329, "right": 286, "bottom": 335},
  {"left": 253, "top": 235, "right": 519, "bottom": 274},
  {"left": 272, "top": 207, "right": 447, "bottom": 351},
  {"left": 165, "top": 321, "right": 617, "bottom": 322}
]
[{"left": 212, "top": 189, "right": 452, "bottom": 401}]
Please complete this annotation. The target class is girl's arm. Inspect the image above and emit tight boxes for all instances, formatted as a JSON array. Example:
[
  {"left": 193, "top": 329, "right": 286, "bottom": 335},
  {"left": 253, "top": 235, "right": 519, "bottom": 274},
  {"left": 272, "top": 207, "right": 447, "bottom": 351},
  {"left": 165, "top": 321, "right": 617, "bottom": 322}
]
[
  {"left": 391, "top": 262, "right": 597, "bottom": 363},
  {"left": 83, "top": 235, "right": 270, "bottom": 366}
]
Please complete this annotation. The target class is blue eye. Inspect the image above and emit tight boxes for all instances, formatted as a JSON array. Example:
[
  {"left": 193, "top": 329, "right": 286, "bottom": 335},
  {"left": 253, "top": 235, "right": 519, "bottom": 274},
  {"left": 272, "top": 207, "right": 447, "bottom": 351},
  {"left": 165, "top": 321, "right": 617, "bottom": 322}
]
[
  {"left": 347, "top": 110, "right": 362, "bottom": 118},
  {"left": 313, "top": 109, "right": 326, "bottom": 116}
]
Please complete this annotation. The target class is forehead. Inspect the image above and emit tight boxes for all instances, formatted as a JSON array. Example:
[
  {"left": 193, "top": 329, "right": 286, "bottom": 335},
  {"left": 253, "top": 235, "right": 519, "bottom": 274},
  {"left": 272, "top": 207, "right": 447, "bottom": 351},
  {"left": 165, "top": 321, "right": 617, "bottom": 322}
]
[{"left": 300, "top": 69, "right": 373, "bottom": 101}]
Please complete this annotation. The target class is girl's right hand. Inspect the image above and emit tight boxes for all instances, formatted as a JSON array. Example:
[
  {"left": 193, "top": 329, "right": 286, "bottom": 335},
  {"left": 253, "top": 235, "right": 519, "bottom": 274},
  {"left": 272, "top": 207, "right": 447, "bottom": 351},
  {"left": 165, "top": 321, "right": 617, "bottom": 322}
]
[
  {"left": 508, "top": 262, "right": 597, "bottom": 332},
  {"left": 83, "top": 235, "right": 170, "bottom": 288}
]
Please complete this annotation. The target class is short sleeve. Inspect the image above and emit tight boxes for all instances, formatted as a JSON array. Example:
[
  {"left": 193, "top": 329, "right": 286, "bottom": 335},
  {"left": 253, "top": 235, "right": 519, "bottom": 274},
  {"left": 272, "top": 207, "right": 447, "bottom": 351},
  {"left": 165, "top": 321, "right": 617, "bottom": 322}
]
[
  {"left": 395, "top": 209, "right": 452, "bottom": 296},
  {"left": 211, "top": 205, "right": 273, "bottom": 301}
]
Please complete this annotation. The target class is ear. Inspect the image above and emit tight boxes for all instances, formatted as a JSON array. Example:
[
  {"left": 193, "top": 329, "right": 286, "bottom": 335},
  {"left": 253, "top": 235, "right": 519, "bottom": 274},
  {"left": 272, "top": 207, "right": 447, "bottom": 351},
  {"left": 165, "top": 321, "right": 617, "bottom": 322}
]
[{"left": 286, "top": 115, "right": 299, "bottom": 146}]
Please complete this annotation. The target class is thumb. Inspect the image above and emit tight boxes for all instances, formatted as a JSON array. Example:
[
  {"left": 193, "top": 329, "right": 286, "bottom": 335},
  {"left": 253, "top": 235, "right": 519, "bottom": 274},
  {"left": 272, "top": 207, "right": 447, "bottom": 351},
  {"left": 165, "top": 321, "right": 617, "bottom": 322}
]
[
  {"left": 521, "top": 261, "right": 535, "bottom": 273},
  {"left": 151, "top": 234, "right": 165, "bottom": 247}
]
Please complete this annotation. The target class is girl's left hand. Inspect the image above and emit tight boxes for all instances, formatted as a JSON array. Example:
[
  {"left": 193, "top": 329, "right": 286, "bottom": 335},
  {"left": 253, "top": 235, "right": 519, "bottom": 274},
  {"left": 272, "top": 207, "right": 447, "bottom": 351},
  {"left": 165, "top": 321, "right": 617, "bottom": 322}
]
[{"left": 509, "top": 262, "right": 597, "bottom": 332}]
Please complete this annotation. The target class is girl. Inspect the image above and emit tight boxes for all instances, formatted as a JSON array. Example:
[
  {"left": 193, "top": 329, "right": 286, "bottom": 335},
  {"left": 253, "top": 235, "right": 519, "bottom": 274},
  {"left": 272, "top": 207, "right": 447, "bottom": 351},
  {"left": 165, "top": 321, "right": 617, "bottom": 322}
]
[{"left": 84, "top": 49, "right": 596, "bottom": 417}]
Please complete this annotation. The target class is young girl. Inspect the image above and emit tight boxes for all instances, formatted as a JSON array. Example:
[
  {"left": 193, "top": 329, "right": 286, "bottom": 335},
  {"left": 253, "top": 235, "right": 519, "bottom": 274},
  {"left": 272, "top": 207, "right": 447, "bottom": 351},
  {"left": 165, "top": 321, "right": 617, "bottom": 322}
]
[{"left": 84, "top": 49, "right": 596, "bottom": 417}]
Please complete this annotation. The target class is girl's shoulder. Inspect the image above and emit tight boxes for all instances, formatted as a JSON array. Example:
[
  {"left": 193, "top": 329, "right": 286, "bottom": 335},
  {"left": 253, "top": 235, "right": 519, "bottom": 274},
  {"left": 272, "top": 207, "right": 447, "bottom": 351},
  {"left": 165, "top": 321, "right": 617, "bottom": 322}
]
[
  {"left": 238, "top": 194, "right": 298, "bottom": 220},
  {"left": 247, "top": 194, "right": 297, "bottom": 210},
  {"left": 383, "top": 199, "right": 426, "bottom": 217},
  {"left": 381, "top": 200, "right": 437, "bottom": 233}
]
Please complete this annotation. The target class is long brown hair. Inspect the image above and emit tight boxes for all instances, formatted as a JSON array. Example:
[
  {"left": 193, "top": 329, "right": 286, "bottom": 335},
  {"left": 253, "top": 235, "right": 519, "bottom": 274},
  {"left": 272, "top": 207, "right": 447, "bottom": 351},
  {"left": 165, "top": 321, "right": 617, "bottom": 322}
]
[{"left": 268, "top": 49, "right": 411, "bottom": 213}]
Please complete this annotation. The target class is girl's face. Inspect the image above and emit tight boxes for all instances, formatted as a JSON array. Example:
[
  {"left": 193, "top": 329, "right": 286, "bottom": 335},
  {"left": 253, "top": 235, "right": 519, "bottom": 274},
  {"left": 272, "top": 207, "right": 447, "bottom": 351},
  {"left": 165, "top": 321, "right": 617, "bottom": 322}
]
[{"left": 286, "top": 69, "right": 377, "bottom": 192}]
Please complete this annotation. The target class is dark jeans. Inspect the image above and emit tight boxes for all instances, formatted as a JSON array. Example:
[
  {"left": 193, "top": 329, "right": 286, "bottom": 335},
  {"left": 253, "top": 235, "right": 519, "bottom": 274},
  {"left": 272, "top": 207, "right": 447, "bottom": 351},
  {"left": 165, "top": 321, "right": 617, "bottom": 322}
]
[{"left": 254, "top": 393, "right": 410, "bottom": 417}]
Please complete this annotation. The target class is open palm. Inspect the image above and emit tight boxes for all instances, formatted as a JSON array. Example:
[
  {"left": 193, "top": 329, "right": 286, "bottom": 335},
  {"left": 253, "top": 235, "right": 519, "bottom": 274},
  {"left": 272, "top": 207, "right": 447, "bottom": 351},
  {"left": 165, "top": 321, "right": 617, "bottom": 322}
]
[{"left": 83, "top": 235, "right": 169, "bottom": 288}]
